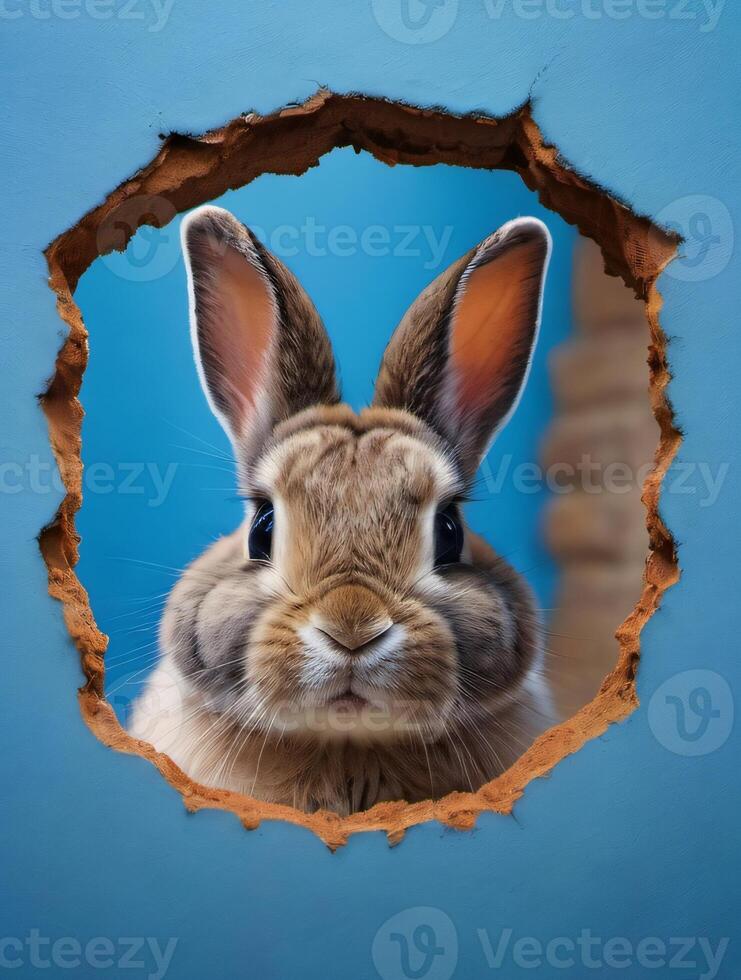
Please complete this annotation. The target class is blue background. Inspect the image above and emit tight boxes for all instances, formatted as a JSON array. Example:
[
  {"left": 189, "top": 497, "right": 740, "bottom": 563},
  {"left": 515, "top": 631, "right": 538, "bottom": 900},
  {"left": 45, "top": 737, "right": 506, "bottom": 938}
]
[
  {"left": 73, "top": 149, "right": 576, "bottom": 707},
  {"left": 2, "top": 2, "right": 739, "bottom": 979}
]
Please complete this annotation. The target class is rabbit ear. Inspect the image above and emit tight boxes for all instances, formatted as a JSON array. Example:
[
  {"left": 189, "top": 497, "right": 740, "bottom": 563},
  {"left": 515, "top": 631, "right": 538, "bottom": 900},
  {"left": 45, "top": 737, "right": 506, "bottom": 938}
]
[
  {"left": 181, "top": 206, "right": 339, "bottom": 462},
  {"left": 373, "top": 218, "right": 551, "bottom": 479}
]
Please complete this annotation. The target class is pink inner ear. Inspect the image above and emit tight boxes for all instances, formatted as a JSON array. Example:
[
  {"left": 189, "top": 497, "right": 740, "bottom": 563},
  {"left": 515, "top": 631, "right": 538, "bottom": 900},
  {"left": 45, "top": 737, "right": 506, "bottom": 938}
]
[
  {"left": 210, "top": 246, "right": 276, "bottom": 436},
  {"left": 449, "top": 245, "right": 539, "bottom": 416}
]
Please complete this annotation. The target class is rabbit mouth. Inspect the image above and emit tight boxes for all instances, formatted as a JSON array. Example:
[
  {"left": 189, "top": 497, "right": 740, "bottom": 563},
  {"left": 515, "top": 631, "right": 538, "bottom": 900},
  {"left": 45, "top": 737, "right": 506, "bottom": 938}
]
[
  {"left": 320, "top": 677, "right": 384, "bottom": 711},
  {"left": 242, "top": 614, "right": 458, "bottom": 741},
  {"left": 327, "top": 691, "right": 369, "bottom": 710}
]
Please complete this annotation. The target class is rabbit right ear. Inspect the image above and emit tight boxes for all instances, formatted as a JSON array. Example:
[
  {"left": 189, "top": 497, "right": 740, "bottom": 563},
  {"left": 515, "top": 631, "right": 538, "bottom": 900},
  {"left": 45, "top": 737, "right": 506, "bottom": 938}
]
[
  {"left": 373, "top": 218, "right": 550, "bottom": 481},
  {"left": 181, "top": 206, "right": 339, "bottom": 465}
]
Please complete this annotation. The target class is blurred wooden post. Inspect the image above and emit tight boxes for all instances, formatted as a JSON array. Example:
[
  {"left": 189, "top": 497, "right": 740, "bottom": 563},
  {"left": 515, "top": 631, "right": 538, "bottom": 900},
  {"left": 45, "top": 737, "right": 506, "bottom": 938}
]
[{"left": 541, "top": 238, "right": 657, "bottom": 718}]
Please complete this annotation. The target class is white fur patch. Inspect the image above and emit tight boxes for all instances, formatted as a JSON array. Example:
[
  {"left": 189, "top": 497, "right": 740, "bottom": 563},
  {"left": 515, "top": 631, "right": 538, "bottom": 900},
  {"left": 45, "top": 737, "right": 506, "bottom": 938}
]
[{"left": 297, "top": 623, "right": 407, "bottom": 690}]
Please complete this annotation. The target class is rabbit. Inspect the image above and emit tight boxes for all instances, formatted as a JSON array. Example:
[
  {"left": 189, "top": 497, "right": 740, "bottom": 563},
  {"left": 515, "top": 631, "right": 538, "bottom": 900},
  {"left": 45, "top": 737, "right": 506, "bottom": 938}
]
[{"left": 129, "top": 204, "right": 556, "bottom": 816}]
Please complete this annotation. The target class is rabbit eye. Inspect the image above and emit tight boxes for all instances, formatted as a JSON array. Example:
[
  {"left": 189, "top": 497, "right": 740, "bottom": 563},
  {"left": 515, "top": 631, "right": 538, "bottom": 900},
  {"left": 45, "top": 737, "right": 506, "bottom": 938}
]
[
  {"left": 434, "top": 503, "right": 463, "bottom": 567},
  {"left": 248, "top": 499, "right": 274, "bottom": 562}
]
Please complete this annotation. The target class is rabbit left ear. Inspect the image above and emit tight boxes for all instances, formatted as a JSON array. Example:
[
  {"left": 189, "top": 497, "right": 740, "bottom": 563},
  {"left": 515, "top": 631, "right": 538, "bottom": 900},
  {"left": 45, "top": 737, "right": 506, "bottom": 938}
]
[
  {"left": 373, "top": 218, "right": 551, "bottom": 479},
  {"left": 181, "top": 206, "right": 339, "bottom": 466}
]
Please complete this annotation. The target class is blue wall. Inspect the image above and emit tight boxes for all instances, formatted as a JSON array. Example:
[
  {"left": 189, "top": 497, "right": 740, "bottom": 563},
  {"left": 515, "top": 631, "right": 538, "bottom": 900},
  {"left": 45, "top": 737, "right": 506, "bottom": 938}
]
[
  {"left": 73, "top": 149, "right": 575, "bottom": 708},
  {"left": 2, "top": 3, "right": 739, "bottom": 979}
]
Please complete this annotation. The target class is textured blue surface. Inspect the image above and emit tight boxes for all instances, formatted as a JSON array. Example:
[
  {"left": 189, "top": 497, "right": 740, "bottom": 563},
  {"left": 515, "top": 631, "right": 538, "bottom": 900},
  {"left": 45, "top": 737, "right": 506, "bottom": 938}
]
[{"left": 2, "top": 3, "right": 740, "bottom": 979}]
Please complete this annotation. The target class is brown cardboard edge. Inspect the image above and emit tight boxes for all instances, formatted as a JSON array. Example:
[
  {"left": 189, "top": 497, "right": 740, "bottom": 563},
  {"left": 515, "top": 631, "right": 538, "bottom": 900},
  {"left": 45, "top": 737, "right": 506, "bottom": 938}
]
[{"left": 39, "top": 90, "right": 680, "bottom": 850}]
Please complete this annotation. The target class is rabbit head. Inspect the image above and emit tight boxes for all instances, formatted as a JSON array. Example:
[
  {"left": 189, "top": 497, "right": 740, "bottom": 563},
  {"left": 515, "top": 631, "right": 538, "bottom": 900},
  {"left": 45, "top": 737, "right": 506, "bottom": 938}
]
[{"left": 161, "top": 204, "right": 551, "bottom": 770}]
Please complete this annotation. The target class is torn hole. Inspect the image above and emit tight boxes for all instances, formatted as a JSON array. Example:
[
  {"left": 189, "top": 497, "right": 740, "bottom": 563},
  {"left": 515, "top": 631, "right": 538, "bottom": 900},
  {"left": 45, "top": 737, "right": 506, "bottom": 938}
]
[{"left": 41, "top": 91, "right": 680, "bottom": 849}]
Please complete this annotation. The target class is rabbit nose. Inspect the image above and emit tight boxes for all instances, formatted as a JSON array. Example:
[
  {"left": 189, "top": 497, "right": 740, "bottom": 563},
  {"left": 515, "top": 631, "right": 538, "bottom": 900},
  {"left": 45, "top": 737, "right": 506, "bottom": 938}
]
[
  {"left": 313, "top": 585, "right": 393, "bottom": 653},
  {"left": 317, "top": 619, "right": 392, "bottom": 652}
]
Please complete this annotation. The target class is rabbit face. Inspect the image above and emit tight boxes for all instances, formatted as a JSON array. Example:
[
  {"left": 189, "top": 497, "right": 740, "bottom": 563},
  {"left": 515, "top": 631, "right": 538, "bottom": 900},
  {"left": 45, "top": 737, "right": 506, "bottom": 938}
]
[
  {"left": 255, "top": 412, "right": 458, "bottom": 736},
  {"left": 164, "top": 405, "right": 538, "bottom": 745},
  {"left": 188, "top": 410, "right": 461, "bottom": 742},
  {"left": 144, "top": 204, "right": 552, "bottom": 799}
]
